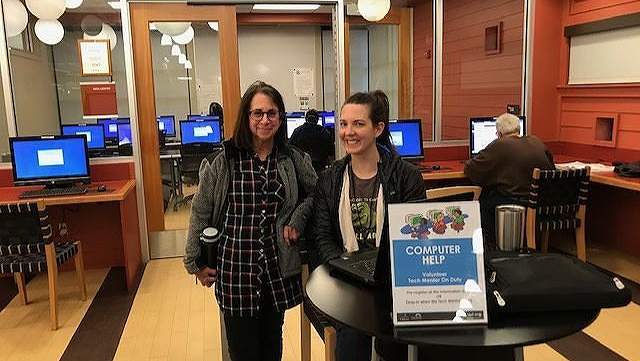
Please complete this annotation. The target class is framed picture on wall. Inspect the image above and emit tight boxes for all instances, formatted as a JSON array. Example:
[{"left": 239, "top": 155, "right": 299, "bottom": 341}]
[{"left": 77, "top": 39, "right": 112, "bottom": 76}]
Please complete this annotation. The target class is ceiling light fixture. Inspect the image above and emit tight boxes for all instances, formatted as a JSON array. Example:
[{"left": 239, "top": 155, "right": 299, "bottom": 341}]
[
  {"left": 161, "top": 34, "right": 172, "bottom": 46},
  {"left": 252, "top": 4, "right": 320, "bottom": 11},
  {"left": 65, "top": 0, "right": 83, "bottom": 10},
  {"left": 357, "top": 0, "right": 390, "bottom": 22},
  {"left": 171, "top": 44, "right": 180, "bottom": 56},
  {"left": 107, "top": 1, "right": 121, "bottom": 10},
  {"left": 172, "top": 26, "right": 194, "bottom": 45}
]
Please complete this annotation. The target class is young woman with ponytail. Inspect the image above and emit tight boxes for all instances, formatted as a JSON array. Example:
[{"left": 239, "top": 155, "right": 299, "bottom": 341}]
[{"left": 310, "top": 90, "right": 426, "bottom": 361}]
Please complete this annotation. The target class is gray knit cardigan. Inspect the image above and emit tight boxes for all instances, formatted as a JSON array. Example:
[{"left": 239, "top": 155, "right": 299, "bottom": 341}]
[{"left": 183, "top": 141, "right": 317, "bottom": 278}]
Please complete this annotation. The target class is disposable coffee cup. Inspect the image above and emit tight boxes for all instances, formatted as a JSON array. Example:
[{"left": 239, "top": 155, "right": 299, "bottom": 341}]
[{"left": 199, "top": 227, "right": 219, "bottom": 269}]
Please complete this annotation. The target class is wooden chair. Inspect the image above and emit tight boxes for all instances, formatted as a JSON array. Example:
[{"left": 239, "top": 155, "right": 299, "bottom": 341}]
[
  {"left": 426, "top": 186, "right": 482, "bottom": 201},
  {"left": 301, "top": 262, "right": 336, "bottom": 361},
  {"left": 0, "top": 200, "right": 87, "bottom": 330},
  {"left": 526, "top": 167, "right": 591, "bottom": 261}
]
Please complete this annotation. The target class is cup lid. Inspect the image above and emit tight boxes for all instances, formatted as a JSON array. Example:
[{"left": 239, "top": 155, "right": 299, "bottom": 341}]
[{"left": 202, "top": 227, "right": 219, "bottom": 240}]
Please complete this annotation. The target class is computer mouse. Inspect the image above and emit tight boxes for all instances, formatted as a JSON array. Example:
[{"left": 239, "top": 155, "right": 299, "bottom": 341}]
[
  {"left": 97, "top": 185, "right": 107, "bottom": 192},
  {"left": 432, "top": 164, "right": 441, "bottom": 171}
]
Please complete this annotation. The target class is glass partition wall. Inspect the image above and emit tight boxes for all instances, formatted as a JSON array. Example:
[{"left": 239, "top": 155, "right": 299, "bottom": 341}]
[
  {"left": 150, "top": 21, "right": 223, "bottom": 248},
  {"left": 130, "top": 2, "right": 345, "bottom": 258},
  {"left": 1, "top": 0, "right": 132, "bottom": 149}
]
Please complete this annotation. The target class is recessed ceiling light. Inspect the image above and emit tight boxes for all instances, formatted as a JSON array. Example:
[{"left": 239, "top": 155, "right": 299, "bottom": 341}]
[
  {"left": 107, "top": 1, "right": 121, "bottom": 10},
  {"left": 253, "top": 4, "right": 320, "bottom": 11}
]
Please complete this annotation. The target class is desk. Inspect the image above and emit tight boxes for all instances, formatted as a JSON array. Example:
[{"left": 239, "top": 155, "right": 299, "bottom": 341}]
[
  {"left": 306, "top": 265, "right": 599, "bottom": 361},
  {"left": 553, "top": 155, "right": 640, "bottom": 192},
  {"left": 417, "top": 160, "right": 465, "bottom": 181},
  {"left": 418, "top": 158, "right": 640, "bottom": 191},
  {"left": 0, "top": 180, "right": 142, "bottom": 291},
  {"left": 417, "top": 157, "right": 640, "bottom": 257}
]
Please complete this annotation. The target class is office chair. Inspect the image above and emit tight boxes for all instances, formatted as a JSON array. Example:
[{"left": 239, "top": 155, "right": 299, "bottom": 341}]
[
  {"left": 158, "top": 129, "right": 167, "bottom": 148},
  {"left": 175, "top": 142, "right": 217, "bottom": 210},
  {"left": 526, "top": 167, "right": 591, "bottom": 261},
  {"left": 425, "top": 186, "right": 482, "bottom": 201},
  {"left": 118, "top": 143, "right": 133, "bottom": 156},
  {"left": 0, "top": 200, "right": 87, "bottom": 330}
]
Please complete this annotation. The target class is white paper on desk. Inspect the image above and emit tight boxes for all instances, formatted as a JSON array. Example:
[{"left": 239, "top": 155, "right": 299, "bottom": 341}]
[{"left": 555, "top": 162, "right": 615, "bottom": 173}]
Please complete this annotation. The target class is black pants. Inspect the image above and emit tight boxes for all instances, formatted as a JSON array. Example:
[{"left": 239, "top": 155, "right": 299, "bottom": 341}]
[
  {"left": 223, "top": 291, "right": 285, "bottom": 361},
  {"left": 479, "top": 187, "right": 527, "bottom": 247},
  {"left": 335, "top": 323, "right": 371, "bottom": 361}
]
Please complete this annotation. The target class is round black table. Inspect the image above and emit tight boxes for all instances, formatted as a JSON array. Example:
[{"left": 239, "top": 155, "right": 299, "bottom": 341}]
[{"left": 306, "top": 265, "right": 599, "bottom": 361}]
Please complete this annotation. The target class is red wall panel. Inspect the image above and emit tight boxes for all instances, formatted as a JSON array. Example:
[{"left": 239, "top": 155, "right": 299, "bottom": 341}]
[
  {"left": 441, "top": 0, "right": 524, "bottom": 140},
  {"left": 413, "top": 0, "right": 434, "bottom": 141},
  {"left": 531, "top": 0, "right": 640, "bottom": 156}
]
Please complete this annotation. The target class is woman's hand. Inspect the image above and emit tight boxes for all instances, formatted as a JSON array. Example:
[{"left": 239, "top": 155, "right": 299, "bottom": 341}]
[
  {"left": 283, "top": 225, "right": 300, "bottom": 245},
  {"left": 196, "top": 267, "right": 217, "bottom": 287}
]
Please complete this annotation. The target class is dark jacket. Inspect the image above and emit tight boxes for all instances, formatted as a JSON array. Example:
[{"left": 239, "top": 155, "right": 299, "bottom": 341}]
[
  {"left": 311, "top": 146, "right": 426, "bottom": 265},
  {"left": 289, "top": 122, "right": 335, "bottom": 173}
]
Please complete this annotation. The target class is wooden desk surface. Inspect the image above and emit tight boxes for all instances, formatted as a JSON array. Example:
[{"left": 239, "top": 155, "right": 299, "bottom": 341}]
[
  {"left": 554, "top": 155, "right": 640, "bottom": 192},
  {"left": 0, "top": 179, "right": 136, "bottom": 206},
  {"left": 419, "top": 157, "right": 640, "bottom": 192},
  {"left": 418, "top": 160, "right": 465, "bottom": 180}
]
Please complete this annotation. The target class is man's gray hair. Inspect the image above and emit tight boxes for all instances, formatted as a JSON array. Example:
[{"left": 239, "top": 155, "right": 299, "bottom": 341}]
[{"left": 496, "top": 113, "right": 520, "bottom": 135}]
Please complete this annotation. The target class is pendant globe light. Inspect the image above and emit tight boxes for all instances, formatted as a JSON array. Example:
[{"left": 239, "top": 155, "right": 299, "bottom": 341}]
[
  {"left": 357, "top": 0, "right": 390, "bottom": 22},
  {"left": 26, "top": 0, "right": 66, "bottom": 20},
  {"left": 4, "top": 0, "right": 29, "bottom": 37},
  {"left": 34, "top": 19, "right": 64, "bottom": 45}
]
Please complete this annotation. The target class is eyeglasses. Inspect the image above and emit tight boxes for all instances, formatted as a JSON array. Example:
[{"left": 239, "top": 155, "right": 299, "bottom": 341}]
[{"left": 249, "top": 109, "right": 280, "bottom": 122}]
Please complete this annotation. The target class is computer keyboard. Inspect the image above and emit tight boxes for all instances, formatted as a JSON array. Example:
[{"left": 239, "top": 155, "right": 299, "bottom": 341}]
[
  {"left": 350, "top": 259, "right": 377, "bottom": 274},
  {"left": 19, "top": 187, "right": 87, "bottom": 199}
]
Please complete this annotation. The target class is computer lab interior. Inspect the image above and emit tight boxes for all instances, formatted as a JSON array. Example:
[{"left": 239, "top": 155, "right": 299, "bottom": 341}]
[{"left": 0, "top": 0, "right": 639, "bottom": 360}]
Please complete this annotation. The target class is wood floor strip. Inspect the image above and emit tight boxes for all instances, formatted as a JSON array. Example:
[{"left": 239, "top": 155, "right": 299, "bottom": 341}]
[
  {"left": 547, "top": 331, "right": 629, "bottom": 361},
  {"left": 59, "top": 267, "right": 140, "bottom": 361}
]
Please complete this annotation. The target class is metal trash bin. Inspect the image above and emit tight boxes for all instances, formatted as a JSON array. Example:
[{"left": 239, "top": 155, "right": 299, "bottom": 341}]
[{"left": 495, "top": 204, "right": 526, "bottom": 251}]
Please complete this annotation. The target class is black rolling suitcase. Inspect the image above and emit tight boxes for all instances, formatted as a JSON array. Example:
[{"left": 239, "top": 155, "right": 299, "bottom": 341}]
[{"left": 484, "top": 251, "right": 631, "bottom": 313}]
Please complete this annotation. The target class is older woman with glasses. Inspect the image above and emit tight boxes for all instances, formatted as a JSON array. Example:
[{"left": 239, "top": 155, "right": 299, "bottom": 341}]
[{"left": 184, "top": 81, "right": 317, "bottom": 361}]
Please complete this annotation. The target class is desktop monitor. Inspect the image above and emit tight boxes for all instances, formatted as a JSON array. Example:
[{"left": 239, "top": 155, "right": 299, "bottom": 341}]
[
  {"left": 9, "top": 135, "right": 91, "bottom": 187},
  {"left": 469, "top": 116, "right": 526, "bottom": 157},
  {"left": 61, "top": 124, "right": 106, "bottom": 149},
  {"left": 180, "top": 120, "right": 222, "bottom": 144},
  {"left": 98, "top": 117, "right": 130, "bottom": 139},
  {"left": 286, "top": 115, "right": 306, "bottom": 139},
  {"left": 117, "top": 123, "right": 132, "bottom": 146},
  {"left": 157, "top": 115, "right": 176, "bottom": 137},
  {"left": 389, "top": 119, "right": 424, "bottom": 160},
  {"left": 319, "top": 111, "right": 335, "bottom": 127},
  {"left": 187, "top": 115, "right": 220, "bottom": 122}
]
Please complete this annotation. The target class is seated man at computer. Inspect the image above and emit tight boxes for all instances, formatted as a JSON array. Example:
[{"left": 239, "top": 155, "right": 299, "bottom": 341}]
[
  {"left": 464, "top": 112, "right": 554, "bottom": 246},
  {"left": 289, "top": 109, "right": 335, "bottom": 173}
]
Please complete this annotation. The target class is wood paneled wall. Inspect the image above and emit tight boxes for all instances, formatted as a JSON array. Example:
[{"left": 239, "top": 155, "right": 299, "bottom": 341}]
[
  {"left": 440, "top": 0, "right": 524, "bottom": 140},
  {"left": 558, "top": 85, "right": 640, "bottom": 150},
  {"left": 531, "top": 0, "right": 640, "bottom": 152}
]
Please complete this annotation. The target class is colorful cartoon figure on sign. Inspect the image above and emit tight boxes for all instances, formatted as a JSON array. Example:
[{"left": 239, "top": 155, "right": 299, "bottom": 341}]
[{"left": 400, "top": 213, "right": 431, "bottom": 239}]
